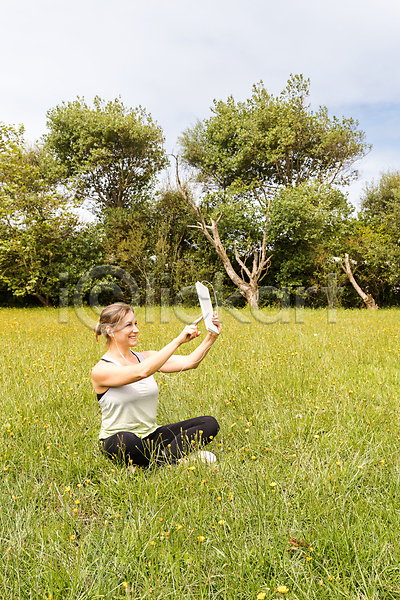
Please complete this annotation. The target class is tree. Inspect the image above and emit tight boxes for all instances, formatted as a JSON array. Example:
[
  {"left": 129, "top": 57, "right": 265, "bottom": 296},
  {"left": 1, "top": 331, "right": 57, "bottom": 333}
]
[
  {"left": 174, "top": 156, "right": 271, "bottom": 308},
  {"left": 180, "top": 75, "right": 370, "bottom": 190},
  {"left": 101, "top": 205, "right": 154, "bottom": 295},
  {"left": 265, "top": 182, "right": 353, "bottom": 291},
  {"left": 151, "top": 186, "right": 223, "bottom": 297},
  {"left": 101, "top": 186, "right": 223, "bottom": 302},
  {"left": 361, "top": 170, "right": 400, "bottom": 236},
  {"left": 44, "top": 97, "right": 168, "bottom": 213},
  {"left": 339, "top": 170, "right": 400, "bottom": 308},
  {"left": 177, "top": 75, "right": 369, "bottom": 307},
  {"left": 0, "top": 122, "right": 102, "bottom": 306}
]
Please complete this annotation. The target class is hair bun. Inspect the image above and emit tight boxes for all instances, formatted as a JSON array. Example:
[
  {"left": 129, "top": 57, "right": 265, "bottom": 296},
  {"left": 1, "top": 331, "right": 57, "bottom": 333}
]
[{"left": 94, "top": 322, "right": 103, "bottom": 341}]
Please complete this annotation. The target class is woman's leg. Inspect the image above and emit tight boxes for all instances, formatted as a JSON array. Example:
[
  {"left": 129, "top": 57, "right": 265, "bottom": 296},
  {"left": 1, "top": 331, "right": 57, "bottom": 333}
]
[
  {"left": 100, "top": 431, "right": 154, "bottom": 467},
  {"left": 147, "top": 416, "right": 219, "bottom": 463},
  {"left": 100, "top": 416, "right": 219, "bottom": 466}
]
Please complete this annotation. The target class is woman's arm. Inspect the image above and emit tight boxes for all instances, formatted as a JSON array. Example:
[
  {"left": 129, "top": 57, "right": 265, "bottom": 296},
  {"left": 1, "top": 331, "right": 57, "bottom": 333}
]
[
  {"left": 143, "top": 314, "right": 222, "bottom": 373},
  {"left": 91, "top": 324, "right": 200, "bottom": 389}
]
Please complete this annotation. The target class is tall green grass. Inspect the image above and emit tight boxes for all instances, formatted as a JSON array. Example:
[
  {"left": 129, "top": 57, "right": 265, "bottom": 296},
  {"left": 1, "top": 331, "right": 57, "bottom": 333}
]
[{"left": 1, "top": 306, "right": 400, "bottom": 599}]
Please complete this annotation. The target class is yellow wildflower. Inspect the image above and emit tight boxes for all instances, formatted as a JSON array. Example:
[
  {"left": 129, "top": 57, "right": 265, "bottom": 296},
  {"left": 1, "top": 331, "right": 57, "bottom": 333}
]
[{"left": 276, "top": 585, "right": 289, "bottom": 593}]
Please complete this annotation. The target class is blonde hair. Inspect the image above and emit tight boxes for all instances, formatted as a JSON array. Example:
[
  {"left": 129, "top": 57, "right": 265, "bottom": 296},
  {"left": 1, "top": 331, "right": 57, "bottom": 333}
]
[{"left": 94, "top": 303, "right": 134, "bottom": 347}]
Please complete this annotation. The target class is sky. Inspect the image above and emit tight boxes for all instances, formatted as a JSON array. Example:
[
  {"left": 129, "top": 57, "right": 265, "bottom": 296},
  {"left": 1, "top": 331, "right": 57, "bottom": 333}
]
[{"left": 1, "top": 0, "right": 400, "bottom": 210}]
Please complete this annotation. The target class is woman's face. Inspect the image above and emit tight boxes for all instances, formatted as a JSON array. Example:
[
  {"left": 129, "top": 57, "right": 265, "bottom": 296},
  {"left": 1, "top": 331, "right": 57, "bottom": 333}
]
[{"left": 112, "top": 311, "right": 139, "bottom": 347}]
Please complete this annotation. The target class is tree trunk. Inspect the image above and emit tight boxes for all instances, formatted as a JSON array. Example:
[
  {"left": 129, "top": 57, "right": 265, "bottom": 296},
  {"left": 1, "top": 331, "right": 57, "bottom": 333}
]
[
  {"left": 341, "top": 253, "right": 378, "bottom": 310},
  {"left": 244, "top": 287, "right": 259, "bottom": 309},
  {"left": 173, "top": 156, "right": 271, "bottom": 310},
  {"left": 34, "top": 292, "right": 51, "bottom": 307}
]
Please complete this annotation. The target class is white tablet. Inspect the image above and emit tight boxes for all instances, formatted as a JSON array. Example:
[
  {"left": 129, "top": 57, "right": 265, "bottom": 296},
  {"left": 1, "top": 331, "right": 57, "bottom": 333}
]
[{"left": 195, "top": 282, "right": 219, "bottom": 334}]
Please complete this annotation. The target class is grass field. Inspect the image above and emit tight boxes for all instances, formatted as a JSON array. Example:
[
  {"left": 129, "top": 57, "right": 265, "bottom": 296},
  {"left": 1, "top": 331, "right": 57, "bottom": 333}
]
[{"left": 1, "top": 306, "right": 400, "bottom": 600}]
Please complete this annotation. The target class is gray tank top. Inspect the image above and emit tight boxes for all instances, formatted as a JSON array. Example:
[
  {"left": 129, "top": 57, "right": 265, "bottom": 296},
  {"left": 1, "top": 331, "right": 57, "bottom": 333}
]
[{"left": 98, "top": 352, "right": 159, "bottom": 440}]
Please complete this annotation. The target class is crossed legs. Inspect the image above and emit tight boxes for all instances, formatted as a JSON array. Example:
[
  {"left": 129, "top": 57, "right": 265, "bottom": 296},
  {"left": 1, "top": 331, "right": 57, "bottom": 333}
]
[{"left": 99, "top": 416, "right": 220, "bottom": 467}]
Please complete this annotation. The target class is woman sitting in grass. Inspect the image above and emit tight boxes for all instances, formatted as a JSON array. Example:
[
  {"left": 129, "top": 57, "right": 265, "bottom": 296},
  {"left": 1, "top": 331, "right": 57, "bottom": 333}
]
[{"left": 91, "top": 302, "right": 221, "bottom": 467}]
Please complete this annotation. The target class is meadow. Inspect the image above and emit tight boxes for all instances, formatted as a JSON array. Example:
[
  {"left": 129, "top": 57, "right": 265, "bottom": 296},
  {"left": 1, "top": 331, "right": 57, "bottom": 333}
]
[{"left": 1, "top": 305, "right": 400, "bottom": 600}]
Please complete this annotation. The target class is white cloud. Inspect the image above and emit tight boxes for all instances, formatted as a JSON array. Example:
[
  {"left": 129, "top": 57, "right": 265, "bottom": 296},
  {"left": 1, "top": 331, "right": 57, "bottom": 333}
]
[{"left": 0, "top": 0, "right": 399, "bottom": 205}]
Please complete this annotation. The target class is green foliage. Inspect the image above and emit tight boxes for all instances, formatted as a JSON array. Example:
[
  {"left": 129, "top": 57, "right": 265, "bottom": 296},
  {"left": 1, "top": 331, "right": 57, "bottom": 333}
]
[
  {"left": 265, "top": 183, "right": 354, "bottom": 291},
  {"left": 0, "top": 122, "right": 104, "bottom": 306},
  {"left": 151, "top": 187, "right": 223, "bottom": 294},
  {"left": 180, "top": 74, "right": 370, "bottom": 193},
  {"left": 361, "top": 170, "right": 400, "bottom": 237},
  {"left": 0, "top": 121, "right": 25, "bottom": 152},
  {"left": 177, "top": 75, "right": 370, "bottom": 306},
  {"left": 101, "top": 188, "right": 223, "bottom": 303},
  {"left": 44, "top": 97, "right": 168, "bottom": 211},
  {"left": 338, "top": 171, "right": 400, "bottom": 307},
  {"left": 3, "top": 87, "right": 400, "bottom": 311}
]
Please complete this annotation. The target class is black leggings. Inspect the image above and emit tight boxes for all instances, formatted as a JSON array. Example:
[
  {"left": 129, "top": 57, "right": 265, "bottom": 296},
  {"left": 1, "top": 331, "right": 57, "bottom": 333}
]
[{"left": 99, "top": 416, "right": 220, "bottom": 467}]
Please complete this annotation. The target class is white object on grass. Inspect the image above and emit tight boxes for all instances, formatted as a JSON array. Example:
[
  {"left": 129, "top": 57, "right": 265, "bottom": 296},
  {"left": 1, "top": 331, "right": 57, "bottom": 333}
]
[
  {"left": 180, "top": 451, "right": 217, "bottom": 465},
  {"left": 196, "top": 451, "right": 217, "bottom": 464}
]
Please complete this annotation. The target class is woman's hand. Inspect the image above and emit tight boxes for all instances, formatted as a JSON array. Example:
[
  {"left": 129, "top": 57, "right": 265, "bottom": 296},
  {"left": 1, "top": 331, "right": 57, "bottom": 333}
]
[
  {"left": 207, "top": 312, "right": 222, "bottom": 340},
  {"left": 156, "top": 312, "right": 221, "bottom": 374},
  {"left": 176, "top": 324, "right": 201, "bottom": 345}
]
